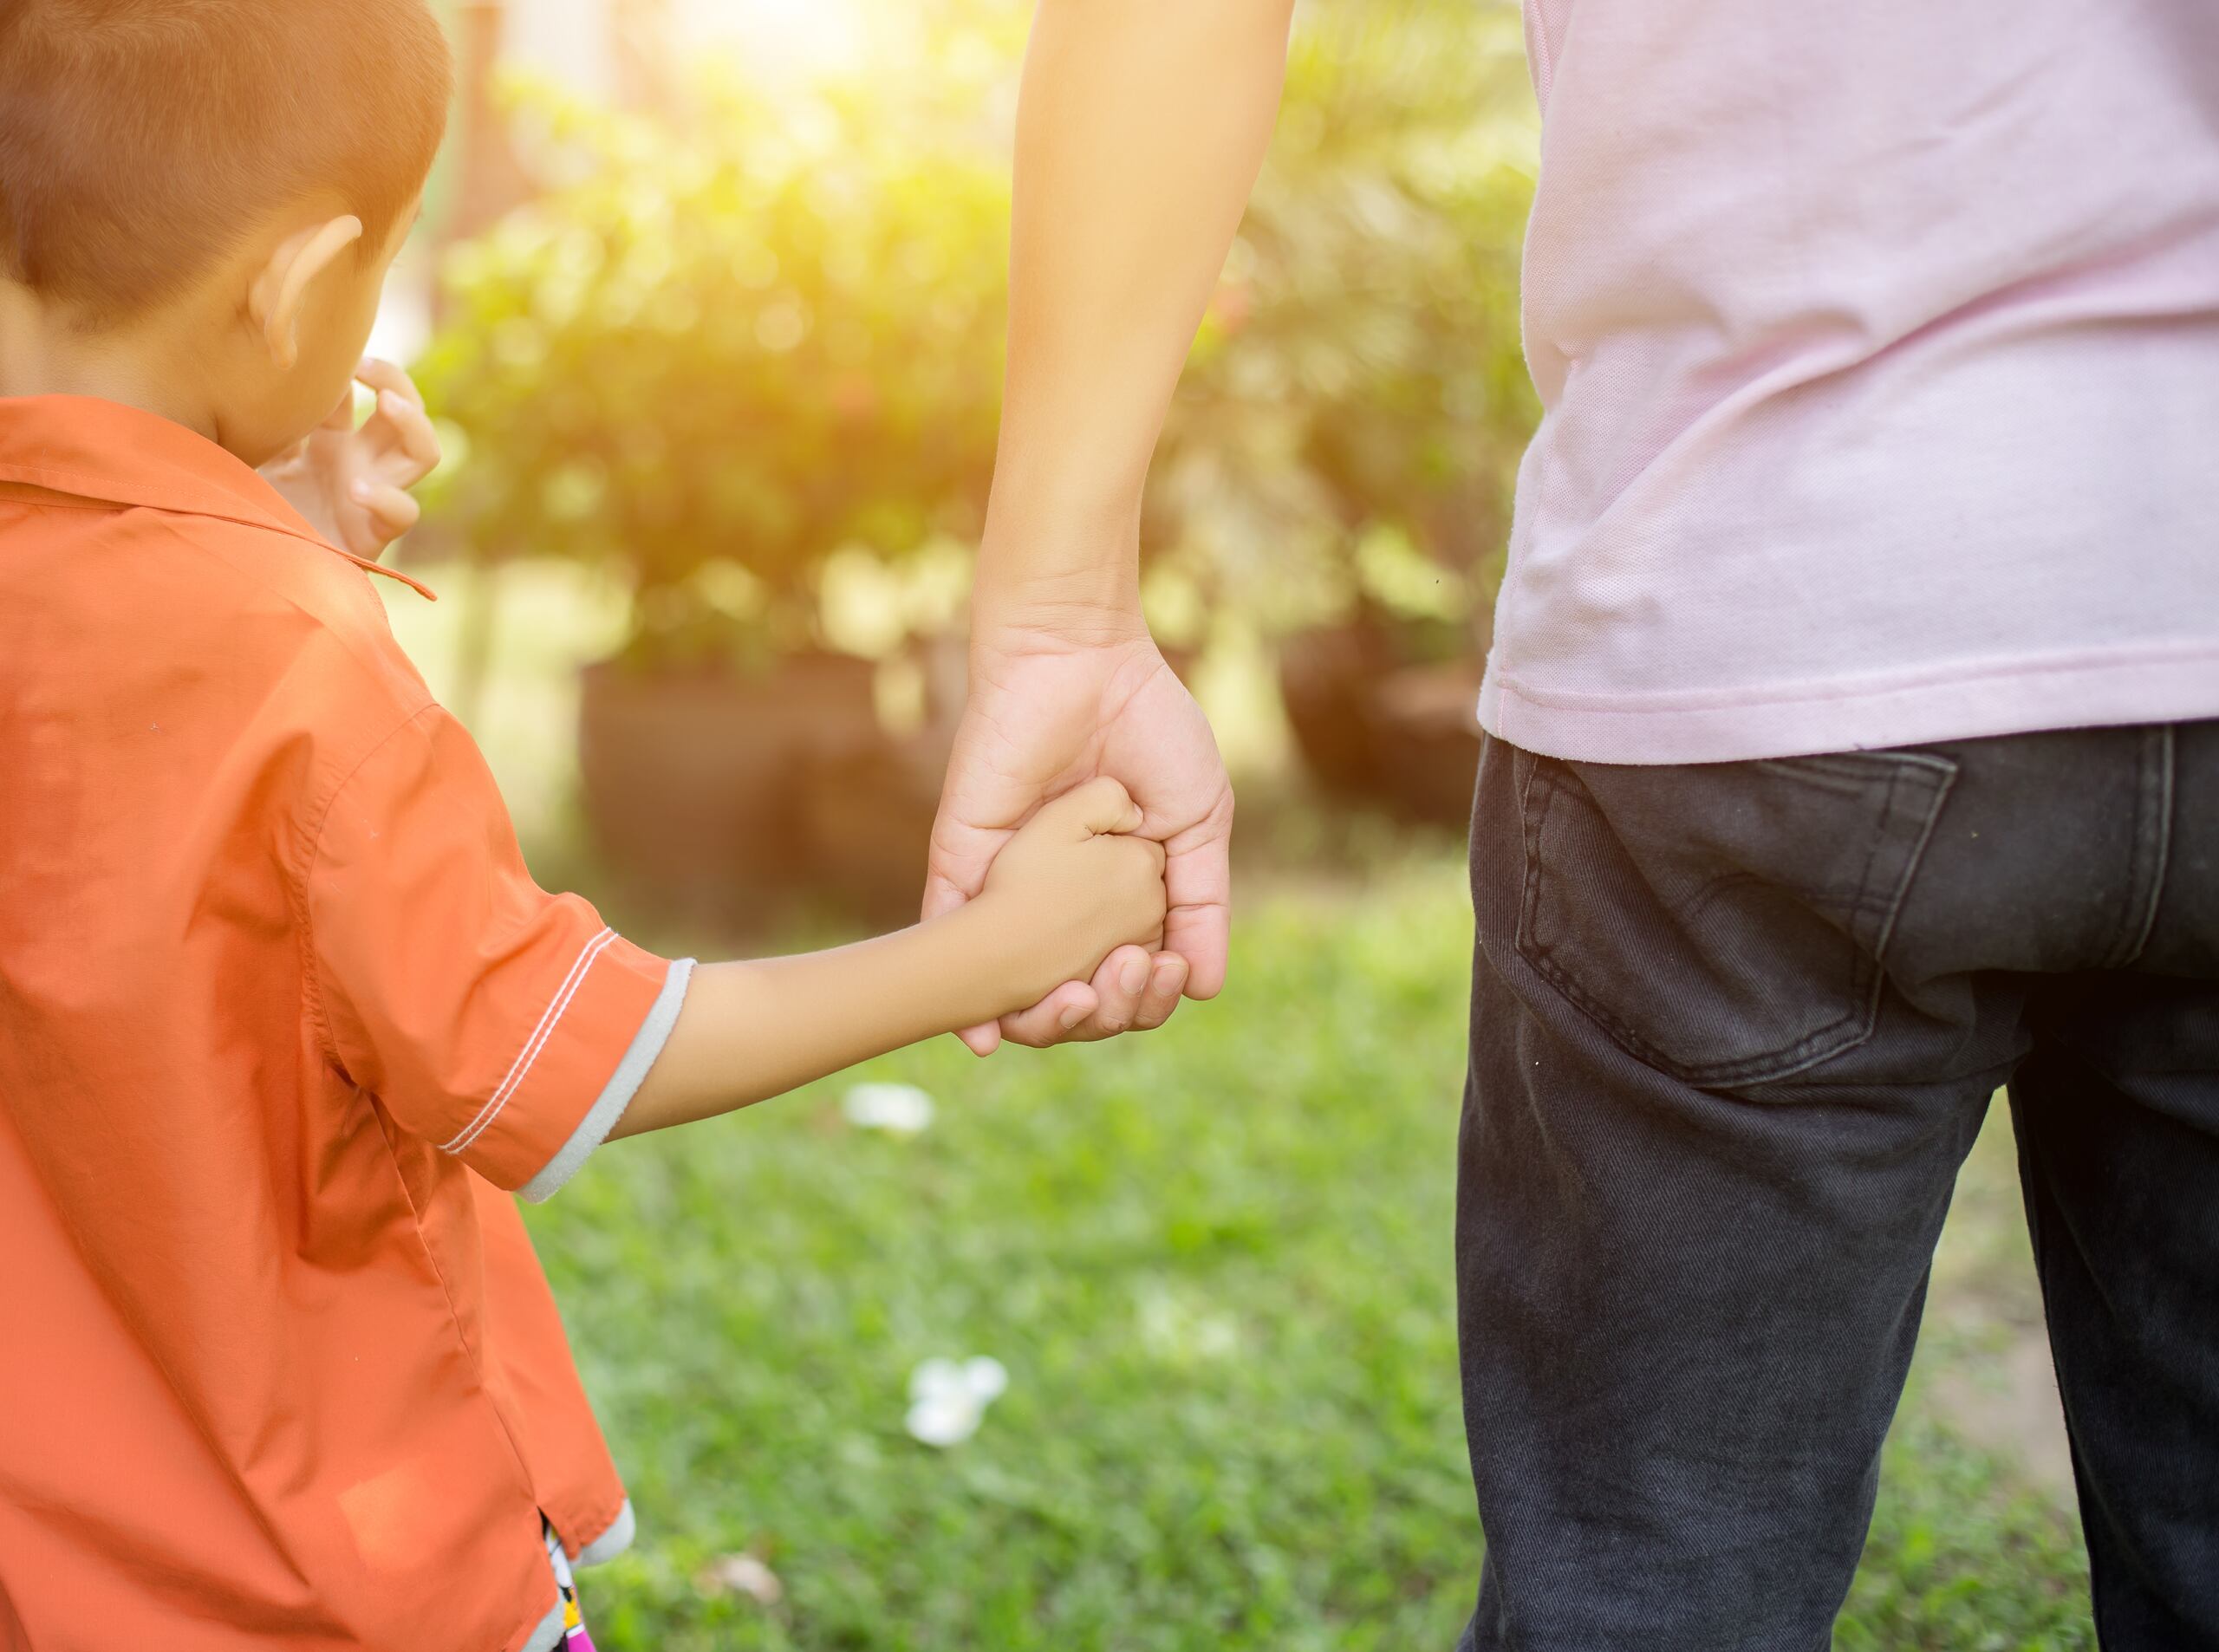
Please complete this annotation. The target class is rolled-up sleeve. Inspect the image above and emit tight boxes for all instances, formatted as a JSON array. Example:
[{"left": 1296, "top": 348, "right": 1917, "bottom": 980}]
[{"left": 305, "top": 704, "right": 677, "bottom": 1192}]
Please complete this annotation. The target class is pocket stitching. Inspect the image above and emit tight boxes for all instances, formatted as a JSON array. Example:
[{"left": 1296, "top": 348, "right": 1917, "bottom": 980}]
[
  {"left": 1514, "top": 754, "right": 1950, "bottom": 1087},
  {"left": 1513, "top": 764, "right": 1859, "bottom": 1081}
]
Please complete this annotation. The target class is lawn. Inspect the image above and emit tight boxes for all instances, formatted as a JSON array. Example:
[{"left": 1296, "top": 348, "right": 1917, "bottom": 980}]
[
  {"left": 380, "top": 568, "right": 2094, "bottom": 1649},
  {"left": 524, "top": 866, "right": 2095, "bottom": 1650}
]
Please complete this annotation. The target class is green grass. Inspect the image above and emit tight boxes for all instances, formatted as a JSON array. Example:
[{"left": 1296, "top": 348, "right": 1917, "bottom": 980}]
[
  {"left": 522, "top": 862, "right": 2094, "bottom": 1650},
  {"left": 1842, "top": 1416, "right": 2092, "bottom": 1652}
]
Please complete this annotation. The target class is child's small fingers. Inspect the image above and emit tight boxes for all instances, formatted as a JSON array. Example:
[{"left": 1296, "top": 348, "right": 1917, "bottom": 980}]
[
  {"left": 351, "top": 478, "right": 420, "bottom": 536},
  {"left": 1107, "top": 829, "right": 1167, "bottom": 883},
  {"left": 371, "top": 392, "right": 442, "bottom": 477},
  {"left": 354, "top": 357, "right": 426, "bottom": 408},
  {"left": 1042, "top": 775, "right": 1142, "bottom": 837}
]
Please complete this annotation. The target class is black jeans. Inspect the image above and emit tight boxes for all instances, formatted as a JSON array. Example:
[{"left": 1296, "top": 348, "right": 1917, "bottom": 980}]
[{"left": 1456, "top": 724, "right": 2219, "bottom": 1651}]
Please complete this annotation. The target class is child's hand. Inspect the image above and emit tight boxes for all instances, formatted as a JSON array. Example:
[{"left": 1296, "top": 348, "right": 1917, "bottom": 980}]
[
  {"left": 258, "top": 358, "right": 440, "bottom": 559},
  {"left": 976, "top": 777, "right": 1169, "bottom": 1008}
]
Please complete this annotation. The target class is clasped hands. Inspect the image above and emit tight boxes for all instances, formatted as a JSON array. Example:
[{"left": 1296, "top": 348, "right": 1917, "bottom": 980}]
[{"left": 922, "top": 604, "right": 1233, "bottom": 1054}]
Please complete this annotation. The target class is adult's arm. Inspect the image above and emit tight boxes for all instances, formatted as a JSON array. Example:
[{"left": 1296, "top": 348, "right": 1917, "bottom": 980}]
[{"left": 927, "top": 0, "right": 1294, "bottom": 1052}]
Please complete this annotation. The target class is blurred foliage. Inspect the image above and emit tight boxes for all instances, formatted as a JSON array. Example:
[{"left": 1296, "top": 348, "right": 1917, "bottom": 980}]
[
  {"left": 416, "top": 0, "right": 1539, "bottom": 671},
  {"left": 1152, "top": 0, "right": 1539, "bottom": 645},
  {"left": 414, "top": 36, "right": 1012, "bottom": 670}
]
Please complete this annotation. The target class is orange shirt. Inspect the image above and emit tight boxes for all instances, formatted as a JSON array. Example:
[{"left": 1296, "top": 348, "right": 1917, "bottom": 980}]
[{"left": 0, "top": 398, "right": 672, "bottom": 1649}]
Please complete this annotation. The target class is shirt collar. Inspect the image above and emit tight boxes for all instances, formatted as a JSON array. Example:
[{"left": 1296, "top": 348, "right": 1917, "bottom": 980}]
[{"left": 0, "top": 394, "right": 434, "bottom": 598}]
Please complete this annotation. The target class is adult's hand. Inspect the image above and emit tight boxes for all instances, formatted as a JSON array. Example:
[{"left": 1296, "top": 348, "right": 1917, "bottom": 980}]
[
  {"left": 924, "top": 0, "right": 1290, "bottom": 1051},
  {"left": 925, "top": 613, "right": 1233, "bottom": 1053}
]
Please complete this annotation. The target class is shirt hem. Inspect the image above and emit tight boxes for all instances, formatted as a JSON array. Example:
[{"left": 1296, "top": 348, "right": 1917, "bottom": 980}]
[{"left": 1477, "top": 649, "right": 2219, "bottom": 764}]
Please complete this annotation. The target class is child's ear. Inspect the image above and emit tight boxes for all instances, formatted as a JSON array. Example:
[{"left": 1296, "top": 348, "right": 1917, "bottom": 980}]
[{"left": 246, "top": 215, "right": 363, "bottom": 372}]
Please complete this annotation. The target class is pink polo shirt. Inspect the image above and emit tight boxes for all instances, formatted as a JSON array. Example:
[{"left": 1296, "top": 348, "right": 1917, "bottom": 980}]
[{"left": 1480, "top": 0, "right": 2219, "bottom": 764}]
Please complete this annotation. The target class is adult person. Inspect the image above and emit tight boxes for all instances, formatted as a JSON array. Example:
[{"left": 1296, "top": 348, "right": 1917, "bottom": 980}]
[{"left": 925, "top": 0, "right": 2219, "bottom": 1645}]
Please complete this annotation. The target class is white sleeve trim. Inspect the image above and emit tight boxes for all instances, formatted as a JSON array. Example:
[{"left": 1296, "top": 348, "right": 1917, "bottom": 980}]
[
  {"left": 517, "top": 958, "right": 693, "bottom": 1204},
  {"left": 575, "top": 1498, "right": 637, "bottom": 1567}
]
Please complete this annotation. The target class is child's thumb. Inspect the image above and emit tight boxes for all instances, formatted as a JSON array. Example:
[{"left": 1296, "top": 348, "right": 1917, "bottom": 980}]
[{"left": 1045, "top": 776, "right": 1144, "bottom": 838}]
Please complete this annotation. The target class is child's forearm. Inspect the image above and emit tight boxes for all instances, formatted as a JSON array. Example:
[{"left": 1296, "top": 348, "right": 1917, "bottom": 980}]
[{"left": 608, "top": 903, "right": 1025, "bottom": 1140}]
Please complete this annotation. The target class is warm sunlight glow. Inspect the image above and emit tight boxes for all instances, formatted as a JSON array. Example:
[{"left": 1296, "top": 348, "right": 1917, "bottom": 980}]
[{"left": 675, "top": 0, "right": 869, "bottom": 84}]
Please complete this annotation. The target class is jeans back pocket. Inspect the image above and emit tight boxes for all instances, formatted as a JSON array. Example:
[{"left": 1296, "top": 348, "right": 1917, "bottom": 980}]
[{"left": 1513, "top": 748, "right": 1956, "bottom": 1087}]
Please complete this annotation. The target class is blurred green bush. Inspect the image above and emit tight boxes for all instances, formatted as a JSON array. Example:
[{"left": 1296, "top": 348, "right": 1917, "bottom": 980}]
[
  {"left": 1151, "top": 0, "right": 1539, "bottom": 647},
  {"left": 414, "top": 61, "right": 1011, "bottom": 671},
  {"left": 414, "top": 0, "right": 1539, "bottom": 673}
]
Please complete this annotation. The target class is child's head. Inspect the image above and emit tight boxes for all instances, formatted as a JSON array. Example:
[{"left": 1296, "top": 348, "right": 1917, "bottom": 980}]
[{"left": 0, "top": 0, "right": 452, "bottom": 464}]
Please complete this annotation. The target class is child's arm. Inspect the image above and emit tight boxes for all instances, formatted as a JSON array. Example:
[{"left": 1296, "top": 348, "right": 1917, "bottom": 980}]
[{"left": 608, "top": 777, "right": 1168, "bottom": 1139}]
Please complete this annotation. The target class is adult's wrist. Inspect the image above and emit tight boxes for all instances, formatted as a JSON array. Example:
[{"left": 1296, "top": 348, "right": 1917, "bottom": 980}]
[
  {"left": 970, "top": 463, "right": 1149, "bottom": 642},
  {"left": 970, "top": 576, "right": 1151, "bottom": 654},
  {"left": 970, "top": 547, "right": 1149, "bottom": 647}
]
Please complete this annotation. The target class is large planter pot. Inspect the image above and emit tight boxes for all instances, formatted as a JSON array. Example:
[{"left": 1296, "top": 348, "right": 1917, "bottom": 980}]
[
  {"left": 577, "top": 652, "right": 880, "bottom": 923},
  {"left": 1279, "top": 622, "right": 1391, "bottom": 798},
  {"left": 1366, "top": 656, "right": 1487, "bottom": 827},
  {"left": 1279, "top": 620, "right": 1484, "bottom": 828},
  {"left": 796, "top": 737, "right": 951, "bottom": 926}
]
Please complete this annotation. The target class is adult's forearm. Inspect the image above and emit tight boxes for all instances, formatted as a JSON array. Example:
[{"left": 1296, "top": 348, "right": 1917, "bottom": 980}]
[{"left": 980, "top": 0, "right": 1295, "bottom": 619}]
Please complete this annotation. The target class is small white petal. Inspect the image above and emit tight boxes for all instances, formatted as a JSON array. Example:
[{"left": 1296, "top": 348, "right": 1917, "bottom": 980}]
[
  {"left": 905, "top": 1393, "right": 983, "bottom": 1447},
  {"left": 842, "top": 1083, "right": 935, "bottom": 1135},
  {"left": 964, "top": 1356, "right": 1009, "bottom": 1403},
  {"left": 909, "top": 1357, "right": 967, "bottom": 1404}
]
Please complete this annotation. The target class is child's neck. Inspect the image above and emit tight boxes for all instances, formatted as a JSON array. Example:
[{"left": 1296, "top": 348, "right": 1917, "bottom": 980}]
[{"left": 0, "top": 282, "right": 218, "bottom": 442}]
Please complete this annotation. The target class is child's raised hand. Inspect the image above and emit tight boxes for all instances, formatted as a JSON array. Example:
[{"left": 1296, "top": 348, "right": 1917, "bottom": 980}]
[
  {"left": 258, "top": 358, "right": 440, "bottom": 559},
  {"left": 977, "top": 777, "right": 1169, "bottom": 1006}
]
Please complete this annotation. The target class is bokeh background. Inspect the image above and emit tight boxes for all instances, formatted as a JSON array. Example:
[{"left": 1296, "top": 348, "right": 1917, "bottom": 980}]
[{"left": 376, "top": 3, "right": 2093, "bottom": 1644}]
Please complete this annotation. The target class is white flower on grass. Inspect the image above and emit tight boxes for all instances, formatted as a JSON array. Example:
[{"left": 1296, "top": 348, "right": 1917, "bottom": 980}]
[
  {"left": 842, "top": 1082, "right": 935, "bottom": 1135},
  {"left": 694, "top": 1551, "right": 784, "bottom": 1606},
  {"left": 904, "top": 1355, "right": 1009, "bottom": 1447},
  {"left": 1137, "top": 1284, "right": 1240, "bottom": 1363},
  {"left": 964, "top": 1355, "right": 1009, "bottom": 1402}
]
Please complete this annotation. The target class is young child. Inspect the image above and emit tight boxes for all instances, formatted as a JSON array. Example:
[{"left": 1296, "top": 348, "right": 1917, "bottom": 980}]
[{"left": 0, "top": 3, "right": 1168, "bottom": 1648}]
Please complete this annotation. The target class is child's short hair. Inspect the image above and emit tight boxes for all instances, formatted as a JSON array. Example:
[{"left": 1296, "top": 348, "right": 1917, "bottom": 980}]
[{"left": 0, "top": 0, "right": 452, "bottom": 326}]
